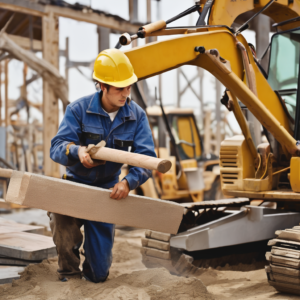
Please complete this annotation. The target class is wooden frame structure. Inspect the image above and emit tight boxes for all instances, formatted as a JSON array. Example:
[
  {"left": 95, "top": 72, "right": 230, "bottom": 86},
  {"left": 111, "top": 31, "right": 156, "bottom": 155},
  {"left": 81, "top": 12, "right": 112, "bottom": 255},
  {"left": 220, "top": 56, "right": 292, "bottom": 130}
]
[{"left": 0, "top": 0, "right": 142, "bottom": 177}]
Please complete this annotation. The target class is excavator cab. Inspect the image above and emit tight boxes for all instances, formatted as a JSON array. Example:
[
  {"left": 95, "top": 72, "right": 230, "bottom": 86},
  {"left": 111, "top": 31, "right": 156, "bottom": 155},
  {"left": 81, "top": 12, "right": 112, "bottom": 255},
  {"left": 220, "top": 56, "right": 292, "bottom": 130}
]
[
  {"left": 267, "top": 27, "right": 300, "bottom": 128},
  {"left": 146, "top": 106, "right": 221, "bottom": 202}
]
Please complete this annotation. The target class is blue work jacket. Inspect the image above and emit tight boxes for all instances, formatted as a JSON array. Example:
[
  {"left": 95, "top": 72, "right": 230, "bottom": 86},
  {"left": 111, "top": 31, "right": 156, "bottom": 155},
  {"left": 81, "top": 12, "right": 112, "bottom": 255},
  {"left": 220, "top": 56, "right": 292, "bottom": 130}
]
[{"left": 50, "top": 91, "right": 156, "bottom": 190}]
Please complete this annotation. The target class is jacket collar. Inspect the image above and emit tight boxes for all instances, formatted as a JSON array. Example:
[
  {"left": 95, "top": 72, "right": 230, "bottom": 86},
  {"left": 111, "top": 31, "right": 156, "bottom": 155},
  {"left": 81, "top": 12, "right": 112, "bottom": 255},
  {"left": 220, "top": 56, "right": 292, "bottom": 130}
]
[{"left": 86, "top": 91, "right": 136, "bottom": 121}]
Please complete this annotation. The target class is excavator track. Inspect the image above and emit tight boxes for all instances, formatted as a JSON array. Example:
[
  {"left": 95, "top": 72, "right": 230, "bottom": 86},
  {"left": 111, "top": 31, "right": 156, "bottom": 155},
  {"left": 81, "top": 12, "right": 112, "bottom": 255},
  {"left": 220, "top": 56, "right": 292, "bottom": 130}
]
[
  {"left": 141, "top": 230, "right": 202, "bottom": 276},
  {"left": 141, "top": 198, "right": 250, "bottom": 276},
  {"left": 266, "top": 225, "right": 300, "bottom": 295}
]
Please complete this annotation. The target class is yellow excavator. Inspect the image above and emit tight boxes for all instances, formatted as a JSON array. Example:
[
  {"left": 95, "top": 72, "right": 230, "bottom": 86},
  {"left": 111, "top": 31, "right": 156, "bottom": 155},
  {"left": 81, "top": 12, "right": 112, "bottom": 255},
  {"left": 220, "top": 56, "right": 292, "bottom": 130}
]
[{"left": 116, "top": 0, "right": 300, "bottom": 295}]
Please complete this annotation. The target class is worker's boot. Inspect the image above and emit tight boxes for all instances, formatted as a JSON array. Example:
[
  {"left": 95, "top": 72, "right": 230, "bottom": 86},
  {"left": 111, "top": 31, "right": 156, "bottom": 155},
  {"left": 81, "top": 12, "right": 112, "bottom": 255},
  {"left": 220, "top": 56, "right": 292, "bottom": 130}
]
[{"left": 48, "top": 212, "right": 84, "bottom": 280}]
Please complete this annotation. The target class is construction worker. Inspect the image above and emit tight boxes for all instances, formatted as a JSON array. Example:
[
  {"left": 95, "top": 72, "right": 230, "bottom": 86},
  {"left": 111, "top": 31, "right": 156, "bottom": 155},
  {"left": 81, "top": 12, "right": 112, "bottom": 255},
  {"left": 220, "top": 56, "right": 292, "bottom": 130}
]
[{"left": 49, "top": 49, "right": 156, "bottom": 283}]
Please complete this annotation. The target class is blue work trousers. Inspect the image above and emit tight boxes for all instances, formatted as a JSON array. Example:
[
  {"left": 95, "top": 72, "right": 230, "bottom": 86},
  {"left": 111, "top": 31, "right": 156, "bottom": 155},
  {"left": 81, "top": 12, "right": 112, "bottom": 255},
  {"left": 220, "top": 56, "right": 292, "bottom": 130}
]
[
  {"left": 82, "top": 220, "right": 115, "bottom": 282},
  {"left": 49, "top": 212, "right": 114, "bottom": 283}
]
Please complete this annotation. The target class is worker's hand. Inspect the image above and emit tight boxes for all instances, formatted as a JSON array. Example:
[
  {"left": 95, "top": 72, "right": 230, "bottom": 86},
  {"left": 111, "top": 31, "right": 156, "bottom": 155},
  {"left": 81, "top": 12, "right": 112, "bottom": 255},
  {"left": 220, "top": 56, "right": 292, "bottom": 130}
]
[
  {"left": 110, "top": 180, "right": 130, "bottom": 200},
  {"left": 78, "top": 146, "right": 105, "bottom": 168}
]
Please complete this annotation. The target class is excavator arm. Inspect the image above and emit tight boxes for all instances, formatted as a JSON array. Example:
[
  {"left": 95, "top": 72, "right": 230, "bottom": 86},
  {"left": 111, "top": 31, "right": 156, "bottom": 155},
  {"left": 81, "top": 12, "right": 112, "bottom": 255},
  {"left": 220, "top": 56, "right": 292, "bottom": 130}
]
[{"left": 124, "top": 28, "right": 298, "bottom": 156}]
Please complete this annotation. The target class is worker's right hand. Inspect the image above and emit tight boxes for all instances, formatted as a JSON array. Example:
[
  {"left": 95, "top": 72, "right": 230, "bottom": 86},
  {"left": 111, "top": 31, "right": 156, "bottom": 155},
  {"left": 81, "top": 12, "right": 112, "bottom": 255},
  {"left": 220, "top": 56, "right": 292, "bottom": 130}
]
[{"left": 78, "top": 146, "right": 105, "bottom": 168}]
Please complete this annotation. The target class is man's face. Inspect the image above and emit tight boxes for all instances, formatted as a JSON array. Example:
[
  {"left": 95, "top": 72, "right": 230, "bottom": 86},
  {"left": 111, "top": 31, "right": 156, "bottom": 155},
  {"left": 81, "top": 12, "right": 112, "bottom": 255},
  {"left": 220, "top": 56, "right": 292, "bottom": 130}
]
[{"left": 101, "top": 84, "right": 132, "bottom": 109}]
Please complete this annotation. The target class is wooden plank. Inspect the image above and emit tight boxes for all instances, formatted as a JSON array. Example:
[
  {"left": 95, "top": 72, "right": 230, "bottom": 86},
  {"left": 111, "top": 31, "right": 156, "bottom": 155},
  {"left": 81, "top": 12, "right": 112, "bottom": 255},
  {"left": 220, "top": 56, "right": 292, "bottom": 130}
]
[
  {"left": 0, "top": 255, "right": 41, "bottom": 266},
  {"left": 268, "top": 238, "right": 300, "bottom": 248},
  {"left": 0, "top": 231, "right": 56, "bottom": 260},
  {"left": 266, "top": 252, "right": 300, "bottom": 268},
  {"left": 8, "top": 34, "right": 42, "bottom": 51},
  {"left": 0, "top": 217, "right": 44, "bottom": 234},
  {"left": 5, "top": 171, "right": 184, "bottom": 234},
  {"left": 46, "top": 5, "right": 140, "bottom": 33},
  {"left": 0, "top": 0, "right": 45, "bottom": 17},
  {"left": 42, "top": 12, "right": 59, "bottom": 178},
  {"left": 0, "top": 266, "right": 25, "bottom": 285},
  {"left": 145, "top": 230, "right": 171, "bottom": 242},
  {"left": 141, "top": 238, "right": 170, "bottom": 251}
]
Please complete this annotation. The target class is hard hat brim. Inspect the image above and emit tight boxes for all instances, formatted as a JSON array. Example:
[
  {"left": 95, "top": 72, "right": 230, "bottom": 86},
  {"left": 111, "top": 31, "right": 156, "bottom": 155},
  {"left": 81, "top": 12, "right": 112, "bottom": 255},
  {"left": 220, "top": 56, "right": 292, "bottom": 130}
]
[{"left": 93, "top": 72, "right": 138, "bottom": 88}]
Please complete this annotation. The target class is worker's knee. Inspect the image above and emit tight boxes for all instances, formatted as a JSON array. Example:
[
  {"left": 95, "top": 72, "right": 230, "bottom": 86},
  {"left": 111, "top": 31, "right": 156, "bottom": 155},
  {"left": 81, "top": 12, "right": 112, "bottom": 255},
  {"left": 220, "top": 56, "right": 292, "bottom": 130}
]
[
  {"left": 83, "top": 271, "right": 109, "bottom": 283},
  {"left": 48, "top": 213, "right": 83, "bottom": 248}
]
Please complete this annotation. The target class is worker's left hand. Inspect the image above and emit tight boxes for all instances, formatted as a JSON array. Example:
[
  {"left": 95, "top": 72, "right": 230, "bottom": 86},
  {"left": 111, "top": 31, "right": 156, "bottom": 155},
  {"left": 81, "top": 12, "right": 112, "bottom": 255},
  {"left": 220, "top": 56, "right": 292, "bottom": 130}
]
[{"left": 110, "top": 180, "right": 130, "bottom": 200}]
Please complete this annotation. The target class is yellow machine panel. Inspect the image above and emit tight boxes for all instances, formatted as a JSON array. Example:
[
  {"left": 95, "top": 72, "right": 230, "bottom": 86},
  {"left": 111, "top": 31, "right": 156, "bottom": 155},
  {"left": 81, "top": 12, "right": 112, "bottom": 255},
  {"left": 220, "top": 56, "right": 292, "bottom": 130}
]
[
  {"left": 220, "top": 135, "right": 255, "bottom": 191},
  {"left": 290, "top": 157, "right": 300, "bottom": 193}
]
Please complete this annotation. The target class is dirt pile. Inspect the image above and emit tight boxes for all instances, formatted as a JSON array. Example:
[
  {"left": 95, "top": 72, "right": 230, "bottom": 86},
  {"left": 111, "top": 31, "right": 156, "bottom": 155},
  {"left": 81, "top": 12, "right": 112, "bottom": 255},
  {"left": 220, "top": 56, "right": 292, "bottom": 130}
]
[
  {"left": 1, "top": 227, "right": 299, "bottom": 300},
  {"left": 0, "top": 229, "right": 213, "bottom": 300},
  {"left": 0, "top": 258, "right": 212, "bottom": 300}
]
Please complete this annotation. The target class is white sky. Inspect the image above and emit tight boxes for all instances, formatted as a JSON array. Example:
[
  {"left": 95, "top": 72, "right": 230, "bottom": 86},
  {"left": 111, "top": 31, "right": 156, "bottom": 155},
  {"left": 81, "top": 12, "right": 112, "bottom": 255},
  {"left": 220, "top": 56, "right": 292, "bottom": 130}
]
[{"left": 5, "top": 0, "right": 260, "bottom": 135}]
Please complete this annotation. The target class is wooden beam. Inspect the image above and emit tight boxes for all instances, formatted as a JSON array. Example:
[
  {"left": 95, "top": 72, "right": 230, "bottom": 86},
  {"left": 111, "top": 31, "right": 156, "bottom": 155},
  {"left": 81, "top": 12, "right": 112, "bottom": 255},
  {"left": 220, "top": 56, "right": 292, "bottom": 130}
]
[
  {"left": 42, "top": 12, "right": 59, "bottom": 178},
  {"left": 7, "top": 34, "right": 42, "bottom": 51},
  {"left": 0, "top": 0, "right": 45, "bottom": 17},
  {"left": 5, "top": 171, "right": 184, "bottom": 234},
  {"left": 45, "top": 5, "right": 140, "bottom": 33}
]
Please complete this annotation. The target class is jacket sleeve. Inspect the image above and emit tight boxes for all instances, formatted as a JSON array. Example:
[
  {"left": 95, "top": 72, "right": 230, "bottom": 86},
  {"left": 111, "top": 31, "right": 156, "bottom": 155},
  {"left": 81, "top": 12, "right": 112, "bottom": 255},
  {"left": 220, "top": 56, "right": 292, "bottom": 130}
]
[
  {"left": 123, "top": 110, "right": 157, "bottom": 190},
  {"left": 50, "top": 105, "right": 82, "bottom": 166}
]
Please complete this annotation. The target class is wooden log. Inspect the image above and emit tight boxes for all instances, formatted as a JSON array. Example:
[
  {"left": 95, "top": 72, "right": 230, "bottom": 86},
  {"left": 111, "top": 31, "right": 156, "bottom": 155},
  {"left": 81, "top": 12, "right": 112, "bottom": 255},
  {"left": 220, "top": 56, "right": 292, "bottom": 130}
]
[
  {"left": 5, "top": 171, "right": 184, "bottom": 234},
  {"left": 0, "top": 232, "right": 56, "bottom": 260},
  {"left": 89, "top": 147, "right": 171, "bottom": 173}
]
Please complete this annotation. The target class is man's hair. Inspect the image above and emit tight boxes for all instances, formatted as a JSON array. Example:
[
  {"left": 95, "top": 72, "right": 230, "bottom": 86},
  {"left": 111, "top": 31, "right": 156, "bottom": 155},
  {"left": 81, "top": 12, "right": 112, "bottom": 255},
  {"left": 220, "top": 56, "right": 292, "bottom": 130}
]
[{"left": 99, "top": 82, "right": 111, "bottom": 91}]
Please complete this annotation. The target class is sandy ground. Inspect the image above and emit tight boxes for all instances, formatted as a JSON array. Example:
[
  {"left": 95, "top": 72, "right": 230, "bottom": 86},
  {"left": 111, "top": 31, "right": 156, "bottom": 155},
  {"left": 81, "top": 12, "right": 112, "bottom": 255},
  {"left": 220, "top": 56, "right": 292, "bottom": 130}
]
[{"left": 0, "top": 226, "right": 300, "bottom": 300}]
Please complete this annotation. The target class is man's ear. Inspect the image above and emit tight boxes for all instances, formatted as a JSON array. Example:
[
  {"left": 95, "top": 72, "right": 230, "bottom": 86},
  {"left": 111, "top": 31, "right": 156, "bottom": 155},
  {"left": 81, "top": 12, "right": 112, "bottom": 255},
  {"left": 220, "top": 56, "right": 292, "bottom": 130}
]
[{"left": 99, "top": 82, "right": 106, "bottom": 92}]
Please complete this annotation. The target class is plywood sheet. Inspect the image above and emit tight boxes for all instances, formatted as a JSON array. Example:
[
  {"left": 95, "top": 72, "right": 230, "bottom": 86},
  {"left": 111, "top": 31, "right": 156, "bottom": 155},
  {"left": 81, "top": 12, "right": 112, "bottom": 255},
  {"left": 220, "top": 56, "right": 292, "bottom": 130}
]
[
  {"left": 0, "top": 217, "right": 44, "bottom": 234},
  {"left": 0, "top": 266, "right": 25, "bottom": 285},
  {"left": 0, "top": 231, "right": 56, "bottom": 261},
  {"left": 5, "top": 171, "right": 184, "bottom": 234}
]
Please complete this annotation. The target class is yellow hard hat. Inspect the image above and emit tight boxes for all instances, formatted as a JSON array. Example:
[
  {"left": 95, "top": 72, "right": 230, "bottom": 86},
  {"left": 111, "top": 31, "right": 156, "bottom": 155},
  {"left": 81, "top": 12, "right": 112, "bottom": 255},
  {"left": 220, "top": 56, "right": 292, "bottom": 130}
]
[{"left": 93, "top": 49, "right": 137, "bottom": 88}]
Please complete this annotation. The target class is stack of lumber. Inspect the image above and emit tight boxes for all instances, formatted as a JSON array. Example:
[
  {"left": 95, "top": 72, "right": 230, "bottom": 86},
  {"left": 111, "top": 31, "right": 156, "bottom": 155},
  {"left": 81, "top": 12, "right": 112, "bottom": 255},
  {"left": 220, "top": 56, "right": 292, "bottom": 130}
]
[
  {"left": 266, "top": 226, "right": 300, "bottom": 295},
  {"left": 0, "top": 217, "right": 56, "bottom": 284}
]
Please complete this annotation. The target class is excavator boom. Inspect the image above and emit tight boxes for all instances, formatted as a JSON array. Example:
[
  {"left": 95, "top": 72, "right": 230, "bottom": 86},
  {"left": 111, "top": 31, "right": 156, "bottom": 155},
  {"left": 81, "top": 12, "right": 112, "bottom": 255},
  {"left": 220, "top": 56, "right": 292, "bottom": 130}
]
[{"left": 124, "top": 28, "right": 297, "bottom": 156}]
